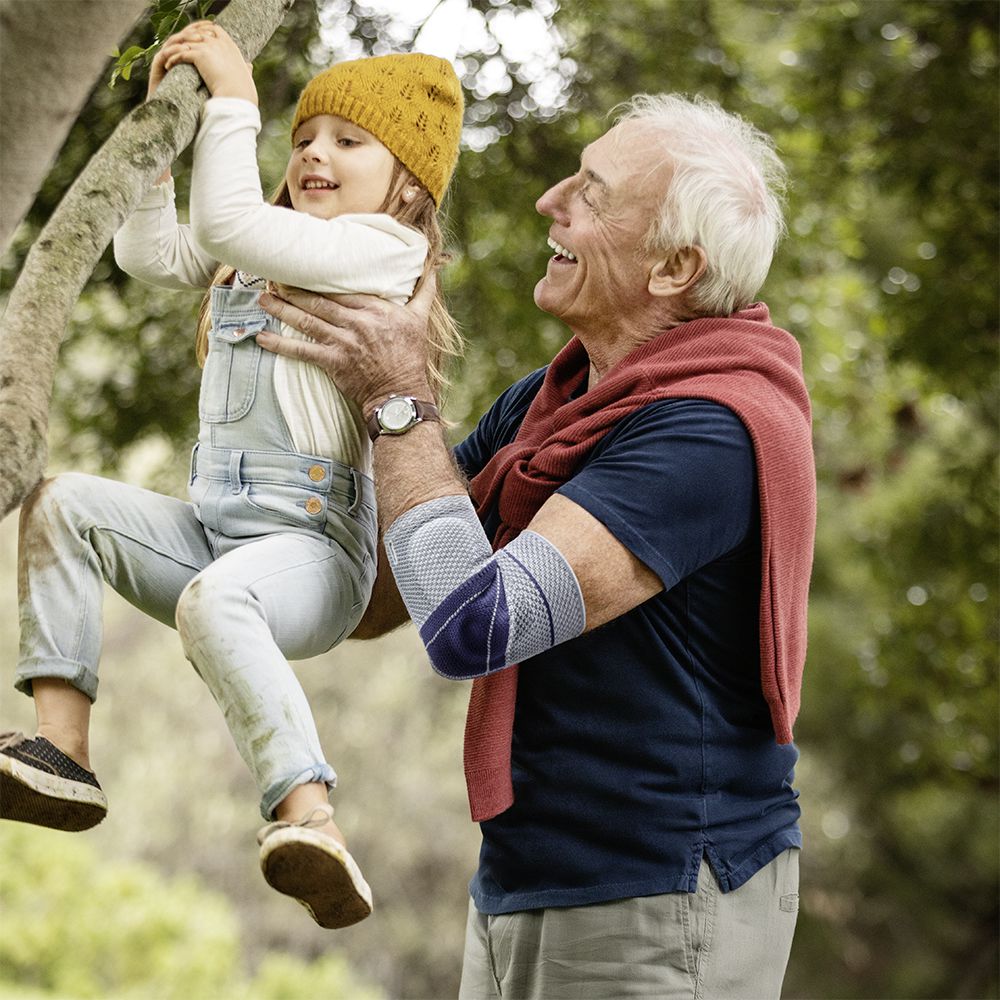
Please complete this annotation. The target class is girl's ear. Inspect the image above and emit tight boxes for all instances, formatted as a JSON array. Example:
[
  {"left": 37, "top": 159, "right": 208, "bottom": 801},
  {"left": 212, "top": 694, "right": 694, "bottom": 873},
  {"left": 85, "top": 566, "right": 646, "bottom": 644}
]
[{"left": 401, "top": 185, "right": 421, "bottom": 203}]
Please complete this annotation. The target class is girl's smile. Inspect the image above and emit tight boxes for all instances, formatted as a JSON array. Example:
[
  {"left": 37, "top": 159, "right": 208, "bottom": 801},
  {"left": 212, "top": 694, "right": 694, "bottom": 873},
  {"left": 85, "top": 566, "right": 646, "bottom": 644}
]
[{"left": 299, "top": 175, "right": 339, "bottom": 191}]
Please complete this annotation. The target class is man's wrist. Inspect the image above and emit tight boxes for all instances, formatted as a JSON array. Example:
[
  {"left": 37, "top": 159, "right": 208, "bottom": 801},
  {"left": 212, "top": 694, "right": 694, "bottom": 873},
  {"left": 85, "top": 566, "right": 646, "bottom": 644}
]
[
  {"left": 363, "top": 386, "right": 436, "bottom": 425},
  {"left": 367, "top": 393, "right": 441, "bottom": 441}
]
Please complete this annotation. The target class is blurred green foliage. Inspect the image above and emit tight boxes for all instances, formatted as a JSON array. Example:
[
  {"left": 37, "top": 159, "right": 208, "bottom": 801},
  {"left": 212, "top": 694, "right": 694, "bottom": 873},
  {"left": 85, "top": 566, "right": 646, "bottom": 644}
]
[
  {"left": 0, "top": 1, "right": 996, "bottom": 998},
  {"left": 0, "top": 823, "right": 382, "bottom": 999}
]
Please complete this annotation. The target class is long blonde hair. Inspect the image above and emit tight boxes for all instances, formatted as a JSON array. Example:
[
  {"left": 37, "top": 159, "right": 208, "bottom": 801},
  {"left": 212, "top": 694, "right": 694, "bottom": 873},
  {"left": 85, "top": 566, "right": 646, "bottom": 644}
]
[{"left": 194, "top": 160, "right": 463, "bottom": 400}]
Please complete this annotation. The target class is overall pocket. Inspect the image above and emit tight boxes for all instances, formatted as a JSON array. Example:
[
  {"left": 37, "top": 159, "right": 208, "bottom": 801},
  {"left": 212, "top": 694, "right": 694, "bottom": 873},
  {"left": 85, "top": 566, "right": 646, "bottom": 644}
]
[{"left": 198, "top": 320, "right": 265, "bottom": 424}]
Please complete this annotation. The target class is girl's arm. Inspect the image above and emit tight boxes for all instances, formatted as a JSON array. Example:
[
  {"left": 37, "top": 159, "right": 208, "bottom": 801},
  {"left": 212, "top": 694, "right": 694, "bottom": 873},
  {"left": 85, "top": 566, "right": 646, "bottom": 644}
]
[
  {"left": 162, "top": 23, "right": 427, "bottom": 301},
  {"left": 112, "top": 36, "right": 221, "bottom": 290},
  {"left": 189, "top": 100, "right": 427, "bottom": 301},
  {"left": 112, "top": 178, "right": 220, "bottom": 290}
]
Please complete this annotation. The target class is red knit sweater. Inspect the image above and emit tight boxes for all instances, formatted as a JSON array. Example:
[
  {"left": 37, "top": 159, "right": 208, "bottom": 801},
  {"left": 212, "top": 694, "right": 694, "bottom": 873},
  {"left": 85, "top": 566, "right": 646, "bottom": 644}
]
[{"left": 463, "top": 303, "right": 816, "bottom": 822}]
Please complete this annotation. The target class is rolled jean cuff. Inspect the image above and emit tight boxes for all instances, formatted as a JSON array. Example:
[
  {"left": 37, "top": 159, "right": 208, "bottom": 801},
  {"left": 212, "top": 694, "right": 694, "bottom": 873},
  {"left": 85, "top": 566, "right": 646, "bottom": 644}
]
[
  {"left": 260, "top": 764, "right": 337, "bottom": 821},
  {"left": 14, "top": 658, "right": 99, "bottom": 703}
]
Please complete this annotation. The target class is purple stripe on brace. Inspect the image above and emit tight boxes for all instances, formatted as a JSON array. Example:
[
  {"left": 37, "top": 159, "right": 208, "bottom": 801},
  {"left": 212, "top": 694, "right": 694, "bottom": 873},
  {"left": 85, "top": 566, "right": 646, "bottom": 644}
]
[
  {"left": 500, "top": 547, "right": 556, "bottom": 646},
  {"left": 419, "top": 562, "right": 510, "bottom": 679}
]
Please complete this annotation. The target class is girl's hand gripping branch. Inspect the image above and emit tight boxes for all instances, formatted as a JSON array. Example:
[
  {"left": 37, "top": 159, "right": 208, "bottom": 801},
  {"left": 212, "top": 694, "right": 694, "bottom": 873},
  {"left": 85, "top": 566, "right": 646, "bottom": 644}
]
[{"left": 155, "top": 21, "right": 257, "bottom": 105}]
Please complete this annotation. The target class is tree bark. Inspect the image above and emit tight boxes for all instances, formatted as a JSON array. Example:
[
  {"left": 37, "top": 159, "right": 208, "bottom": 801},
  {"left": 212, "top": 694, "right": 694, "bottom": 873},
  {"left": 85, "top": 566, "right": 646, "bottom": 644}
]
[
  {"left": 0, "top": 0, "right": 150, "bottom": 254},
  {"left": 0, "top": 0, "right": 296, "bottom": 520}
]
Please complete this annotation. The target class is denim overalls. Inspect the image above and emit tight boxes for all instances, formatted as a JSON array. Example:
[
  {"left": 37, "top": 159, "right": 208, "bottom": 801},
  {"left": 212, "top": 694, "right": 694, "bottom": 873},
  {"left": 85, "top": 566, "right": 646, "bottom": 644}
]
[
  {"left": 191, "top": 284, "right": 376, "bottom": 567},
  {"left": 16, "top": 284, "right": 377, "bottom": 818}
]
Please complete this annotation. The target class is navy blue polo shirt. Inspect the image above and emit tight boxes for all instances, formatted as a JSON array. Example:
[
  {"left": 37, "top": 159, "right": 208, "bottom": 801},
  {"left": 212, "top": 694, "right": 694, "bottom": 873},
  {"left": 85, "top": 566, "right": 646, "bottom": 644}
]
[{"left": 453, "top": 368, "right": 801, "bottom": 915}]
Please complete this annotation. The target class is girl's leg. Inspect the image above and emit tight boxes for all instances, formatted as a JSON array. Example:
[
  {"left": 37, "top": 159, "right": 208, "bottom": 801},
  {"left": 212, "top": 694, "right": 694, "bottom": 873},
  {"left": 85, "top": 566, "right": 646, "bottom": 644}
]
[
  {"left": 14, "top": 473, "right": 213, "bottom": 765},
  {"left": 175, "top": 531, "right": 373, "bottom": 928},
  {"left": 276, "top": 781, "right": 345, "bottom": 842},
  {"left": 32, "top": 679, "right": 93, "bottom": 769},
  {"left": 174, "top": 530, "right": 369, "bottom": 823}
]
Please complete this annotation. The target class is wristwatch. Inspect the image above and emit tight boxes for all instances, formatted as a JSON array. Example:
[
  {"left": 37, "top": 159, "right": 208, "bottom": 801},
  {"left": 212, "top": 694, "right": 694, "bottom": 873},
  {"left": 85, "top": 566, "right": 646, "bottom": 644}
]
[{"left": 367, "top": 395, "right": 441, "bottom": 441}]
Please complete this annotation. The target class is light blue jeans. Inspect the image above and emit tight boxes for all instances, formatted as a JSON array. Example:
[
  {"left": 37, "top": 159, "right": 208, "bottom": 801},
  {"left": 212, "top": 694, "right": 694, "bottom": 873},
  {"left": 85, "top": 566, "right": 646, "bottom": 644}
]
[
  {"left": 15, "top": 469, "right": 375, "bottom": 818},
  {"left": 459, "top": 849, "right": 800, "bottom": 999},
  {"left": 15, "top": 284, "right": 377, "bottom": 819}
]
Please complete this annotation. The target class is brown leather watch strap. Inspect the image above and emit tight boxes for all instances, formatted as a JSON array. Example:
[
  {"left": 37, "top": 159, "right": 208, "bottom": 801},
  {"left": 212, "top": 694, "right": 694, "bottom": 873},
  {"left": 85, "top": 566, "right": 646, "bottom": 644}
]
[{"left": 366, "top": 396, "right": 441, "bottom": 441}]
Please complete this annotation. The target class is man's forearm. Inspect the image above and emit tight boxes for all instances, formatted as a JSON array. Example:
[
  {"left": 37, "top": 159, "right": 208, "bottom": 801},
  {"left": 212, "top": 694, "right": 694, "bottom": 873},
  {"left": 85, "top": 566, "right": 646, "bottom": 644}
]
[
  {"left": 349, "top": 539, "right": 410, "bottom": 639},
  {"left": 346, "top": 415, "right": 469, "bottom": 641},
  {"left": 370, "top": 418, "right": 469, "bottom": 534},
  {"left": 374, "top": 418, "right": 587, "bottom": 680}
]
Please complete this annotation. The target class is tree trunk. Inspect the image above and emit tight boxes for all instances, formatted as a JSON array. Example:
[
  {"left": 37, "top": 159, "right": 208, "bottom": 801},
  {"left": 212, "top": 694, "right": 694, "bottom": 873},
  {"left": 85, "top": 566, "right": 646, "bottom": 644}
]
[
  {"left": 0, "top": 0, "right": 296, "bottom": 520},
  {"left": 0, "top": 0, "right": 150, "bottom": 254}
]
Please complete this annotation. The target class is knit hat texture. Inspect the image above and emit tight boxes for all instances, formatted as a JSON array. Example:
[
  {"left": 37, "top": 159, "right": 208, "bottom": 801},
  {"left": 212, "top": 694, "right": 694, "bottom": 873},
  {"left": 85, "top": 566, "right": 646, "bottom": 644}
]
[{"left": 292, "top": 53, "right": 463, "bottom": 205}]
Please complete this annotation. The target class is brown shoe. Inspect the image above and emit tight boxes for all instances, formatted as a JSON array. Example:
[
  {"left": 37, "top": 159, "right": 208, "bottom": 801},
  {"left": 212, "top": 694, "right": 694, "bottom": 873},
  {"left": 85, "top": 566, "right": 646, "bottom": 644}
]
[
  {"left": 0, "top": 731, "right": 107, "bottom": 831},
  {"left": 257, "top": 803, "right": 372, "bottom": 929}
]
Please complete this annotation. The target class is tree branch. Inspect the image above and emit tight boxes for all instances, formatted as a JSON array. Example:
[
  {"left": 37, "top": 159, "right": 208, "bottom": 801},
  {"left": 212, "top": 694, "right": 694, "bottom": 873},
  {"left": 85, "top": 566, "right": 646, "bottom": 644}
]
[
  {"left": 0, "top": 0, "right": 150, "bottom": 252},
  {"left": 0, "top": 0, "right": 296, "bottom": 519}
]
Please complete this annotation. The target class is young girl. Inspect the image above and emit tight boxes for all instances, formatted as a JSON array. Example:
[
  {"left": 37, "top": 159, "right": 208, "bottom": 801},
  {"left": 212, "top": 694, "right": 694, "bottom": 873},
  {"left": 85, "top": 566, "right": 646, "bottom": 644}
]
[{"left": 0, "top": 23, "right": 463, "bottom": 929}]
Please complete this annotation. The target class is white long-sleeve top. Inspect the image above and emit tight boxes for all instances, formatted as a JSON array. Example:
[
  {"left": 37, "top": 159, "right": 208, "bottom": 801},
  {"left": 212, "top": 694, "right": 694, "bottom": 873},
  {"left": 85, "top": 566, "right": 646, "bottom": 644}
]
[{"left": 113, "top": 97, "right": 428, "bottom": 472}]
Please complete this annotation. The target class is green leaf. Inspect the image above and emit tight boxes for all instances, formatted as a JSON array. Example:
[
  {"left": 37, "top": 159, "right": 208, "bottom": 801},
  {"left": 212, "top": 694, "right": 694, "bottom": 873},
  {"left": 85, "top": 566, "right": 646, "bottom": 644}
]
[{"left": 155, "top": 11, "right": 184, "bottom": 40}]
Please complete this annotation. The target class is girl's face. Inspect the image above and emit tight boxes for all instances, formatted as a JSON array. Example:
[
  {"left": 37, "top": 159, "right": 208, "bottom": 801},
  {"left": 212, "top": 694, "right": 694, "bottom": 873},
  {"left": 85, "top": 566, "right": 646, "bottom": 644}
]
[{"left": 286, "top": 114, "right": 397, "bottom": 219}]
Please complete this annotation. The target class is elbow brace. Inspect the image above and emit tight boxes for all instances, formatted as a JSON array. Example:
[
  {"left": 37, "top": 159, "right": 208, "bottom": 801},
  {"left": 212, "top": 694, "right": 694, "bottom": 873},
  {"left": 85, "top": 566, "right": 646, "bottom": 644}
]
[{"left": 384, "top": 495, "right": 585, "bottom": 679}]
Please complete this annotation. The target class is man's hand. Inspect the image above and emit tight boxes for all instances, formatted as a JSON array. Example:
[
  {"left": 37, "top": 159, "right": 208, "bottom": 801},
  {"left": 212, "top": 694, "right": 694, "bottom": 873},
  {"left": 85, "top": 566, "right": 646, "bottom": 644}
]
[
  {"left": 257, "top": 275, "right": 438, "bottom": 419},
  {"left": 156, "top": 21, "right": 257, "bottom": 105}
]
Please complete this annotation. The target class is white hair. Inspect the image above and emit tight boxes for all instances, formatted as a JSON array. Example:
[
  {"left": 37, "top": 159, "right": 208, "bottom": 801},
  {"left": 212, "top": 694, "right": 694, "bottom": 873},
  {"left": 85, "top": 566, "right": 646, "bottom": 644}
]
[{"left": 615, "top": 93, "right": 788, "bottom": 317}]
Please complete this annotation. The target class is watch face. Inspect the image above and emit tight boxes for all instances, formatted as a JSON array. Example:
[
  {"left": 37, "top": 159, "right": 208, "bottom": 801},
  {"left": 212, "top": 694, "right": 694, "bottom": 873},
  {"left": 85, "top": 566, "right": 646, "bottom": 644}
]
[{"left": 380, "top": 396, "right": 416, "bottom": 432}]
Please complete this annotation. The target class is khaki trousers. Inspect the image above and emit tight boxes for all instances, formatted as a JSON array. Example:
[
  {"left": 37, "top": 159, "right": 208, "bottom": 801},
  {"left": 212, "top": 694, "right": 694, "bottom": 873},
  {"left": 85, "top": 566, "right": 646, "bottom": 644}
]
[{"left": 459, "top": 848, "right": 799, "bottom": 1000}]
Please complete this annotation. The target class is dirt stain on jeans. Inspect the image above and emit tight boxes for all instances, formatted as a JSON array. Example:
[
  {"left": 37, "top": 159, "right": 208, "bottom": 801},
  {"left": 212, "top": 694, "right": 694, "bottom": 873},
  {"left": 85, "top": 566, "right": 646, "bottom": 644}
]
[{"left": 17, "top": 477, "right": 57, "bottom": 600}]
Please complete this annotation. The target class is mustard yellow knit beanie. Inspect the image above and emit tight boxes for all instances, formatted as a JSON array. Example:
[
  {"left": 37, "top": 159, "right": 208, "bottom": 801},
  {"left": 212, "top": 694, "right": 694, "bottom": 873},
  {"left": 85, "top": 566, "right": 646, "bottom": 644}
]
[{"left": 291, "top": 53, "right": 464, "bottom": 205}]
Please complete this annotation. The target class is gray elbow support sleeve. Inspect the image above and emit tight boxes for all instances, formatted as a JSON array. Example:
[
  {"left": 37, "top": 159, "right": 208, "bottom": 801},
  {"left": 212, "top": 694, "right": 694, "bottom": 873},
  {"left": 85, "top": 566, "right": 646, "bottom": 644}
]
[{"left": 384, "top": 495, "right": 585, "bottom": 679}]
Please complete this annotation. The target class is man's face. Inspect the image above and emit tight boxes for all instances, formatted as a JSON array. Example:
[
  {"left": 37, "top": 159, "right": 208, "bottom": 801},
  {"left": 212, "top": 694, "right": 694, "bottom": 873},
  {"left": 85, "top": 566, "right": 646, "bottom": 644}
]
[{"left": 533, "top": 121, "right": 672, "bottom": 331}]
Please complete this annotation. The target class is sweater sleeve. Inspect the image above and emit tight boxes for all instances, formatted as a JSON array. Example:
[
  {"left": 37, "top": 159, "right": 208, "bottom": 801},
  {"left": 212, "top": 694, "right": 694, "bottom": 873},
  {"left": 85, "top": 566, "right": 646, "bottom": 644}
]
[
  {"left": 112, "top": 177, "right": 220, "bottom": 290},
  {"left": 189, "top": 97, "right": 428, "bottom": 302}
]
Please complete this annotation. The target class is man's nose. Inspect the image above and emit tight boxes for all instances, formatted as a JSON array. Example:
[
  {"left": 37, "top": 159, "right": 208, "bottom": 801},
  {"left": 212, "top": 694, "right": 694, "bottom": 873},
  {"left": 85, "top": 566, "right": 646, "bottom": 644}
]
[{"left": 536, "top": 177, "right": 571, "bottom": 225}]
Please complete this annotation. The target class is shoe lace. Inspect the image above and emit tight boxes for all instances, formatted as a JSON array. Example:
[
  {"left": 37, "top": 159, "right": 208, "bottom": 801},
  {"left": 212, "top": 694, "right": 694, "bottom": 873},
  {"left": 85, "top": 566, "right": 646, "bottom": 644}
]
[
  {"left": 0, "top": 731, "right": 26, "bottom": 752},
  {"left": 257, "top": 802, "right": 335, "bottom": 845}
]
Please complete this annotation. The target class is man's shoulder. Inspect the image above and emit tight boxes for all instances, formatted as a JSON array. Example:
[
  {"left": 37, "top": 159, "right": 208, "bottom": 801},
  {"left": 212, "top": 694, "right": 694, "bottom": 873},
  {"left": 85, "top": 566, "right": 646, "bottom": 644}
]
[
  {"left": 595, "top": 396, "right": 753, "bottom": 454},
  {"left": 453, "top": 367, "right": 548, "bottom": 475},
  {"left": 497, "top": 366, "right": 548, "bottom": 412},
  {"left": 478, "top": 366, "right": 549, "bottom": 436}
]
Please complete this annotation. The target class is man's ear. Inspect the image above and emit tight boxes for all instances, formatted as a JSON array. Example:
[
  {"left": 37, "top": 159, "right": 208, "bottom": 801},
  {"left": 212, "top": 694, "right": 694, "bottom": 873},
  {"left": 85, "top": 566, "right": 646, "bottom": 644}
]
[{"left": 648, "top": 246, "right": 708, "bottom": 298}]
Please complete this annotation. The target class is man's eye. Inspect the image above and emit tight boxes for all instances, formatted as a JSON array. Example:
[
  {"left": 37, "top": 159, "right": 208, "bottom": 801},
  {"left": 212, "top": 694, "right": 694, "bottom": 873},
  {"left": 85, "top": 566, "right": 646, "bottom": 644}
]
[{"left": 581, "top": 188, "right": 595, "bottom": 208}]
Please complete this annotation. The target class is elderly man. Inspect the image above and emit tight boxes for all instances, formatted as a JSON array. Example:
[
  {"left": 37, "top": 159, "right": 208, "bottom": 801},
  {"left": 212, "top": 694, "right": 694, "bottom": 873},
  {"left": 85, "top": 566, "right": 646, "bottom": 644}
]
[{"left": 258, "top": 92, "right": 815, "bottom": 999}]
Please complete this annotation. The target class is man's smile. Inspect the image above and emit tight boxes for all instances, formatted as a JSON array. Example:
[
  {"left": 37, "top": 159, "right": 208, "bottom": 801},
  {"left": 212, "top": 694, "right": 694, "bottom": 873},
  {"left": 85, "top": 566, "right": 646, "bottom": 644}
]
[{"left": 547, "top": 235, "right": 578, "bottom": 262}]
